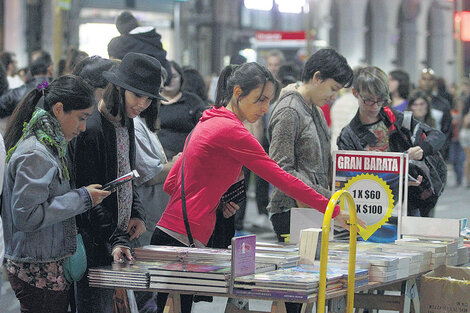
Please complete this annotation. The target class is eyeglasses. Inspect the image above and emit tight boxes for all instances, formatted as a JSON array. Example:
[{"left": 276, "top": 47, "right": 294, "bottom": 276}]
[
  {"left": 359, "top": 95, "right": 388, "bottom": 107},
  {"left": 421, "top": 68, "right": 435, "bottom": 76}
]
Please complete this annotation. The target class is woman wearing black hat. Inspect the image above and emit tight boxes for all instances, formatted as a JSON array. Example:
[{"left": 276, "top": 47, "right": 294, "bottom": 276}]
[{"left": 71, "top": 52, "right": 167, "bottom": 312}]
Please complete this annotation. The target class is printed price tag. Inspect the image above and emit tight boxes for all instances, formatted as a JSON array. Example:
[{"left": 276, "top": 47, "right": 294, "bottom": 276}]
[{"left": 340, "top": 173, "right": 394, "bottom": 240}]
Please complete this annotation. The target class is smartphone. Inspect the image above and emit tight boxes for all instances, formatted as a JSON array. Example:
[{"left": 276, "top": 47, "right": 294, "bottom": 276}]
[{"left": 102, "top": 170, "right": 140, "bottom": 192}]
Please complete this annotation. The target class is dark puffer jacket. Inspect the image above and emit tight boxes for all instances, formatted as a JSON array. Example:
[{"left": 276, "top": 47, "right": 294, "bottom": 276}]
[{"left": 107, "top": 26, "right": 171, "bottom": 85}]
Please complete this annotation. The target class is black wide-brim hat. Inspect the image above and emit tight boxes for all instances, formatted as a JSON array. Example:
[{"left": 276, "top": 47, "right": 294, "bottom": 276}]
[{"left": 103, "top": 52, "right": 167, "bottom": 101}]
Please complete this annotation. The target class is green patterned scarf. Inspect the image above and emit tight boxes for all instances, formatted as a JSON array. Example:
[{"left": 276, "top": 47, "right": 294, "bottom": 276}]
[{"left": 6, "top": 107, "right": 70, "bottom": 180}]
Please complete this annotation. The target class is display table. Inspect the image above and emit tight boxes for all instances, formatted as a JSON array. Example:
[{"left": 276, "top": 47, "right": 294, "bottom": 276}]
[{"left": 147, "top": 272, "right": 423, "bottom": 313}]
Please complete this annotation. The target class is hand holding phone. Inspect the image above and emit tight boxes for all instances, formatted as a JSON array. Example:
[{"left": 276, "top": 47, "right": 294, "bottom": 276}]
[{"left": 102, "top": 170, "right": 140, "bottom": 192}]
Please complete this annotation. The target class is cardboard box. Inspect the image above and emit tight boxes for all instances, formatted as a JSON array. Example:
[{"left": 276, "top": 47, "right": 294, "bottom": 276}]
[{"left": 420, "top": 265, "right": 470, "bottom": 313}]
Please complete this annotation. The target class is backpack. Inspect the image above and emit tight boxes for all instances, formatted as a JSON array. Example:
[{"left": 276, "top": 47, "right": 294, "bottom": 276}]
[{"left": 402, "top": 112, "right": 447, "bottom": 215}]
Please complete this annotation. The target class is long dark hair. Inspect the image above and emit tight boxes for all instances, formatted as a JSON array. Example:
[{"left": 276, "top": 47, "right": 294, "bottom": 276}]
[
  {"left": 182, "top": 67, "right": 207, "bottom": 101},
  {"left": 139, "top": 99, "right": 161, "bottom": 132},
  {"left": 214, "top": 62, "right": 280, "bottom": 108},
  {"left": 407, "top": 89, "right": 435, "bottom": 128},
  {"left": 389, "top": 69, "right": 410, "bottom": 99},
  {"left": 4, "top": 75, "right": 94, "bottom": 150},
  {"left": 102, "top": 83, "right": 129, "bottom": 127}
]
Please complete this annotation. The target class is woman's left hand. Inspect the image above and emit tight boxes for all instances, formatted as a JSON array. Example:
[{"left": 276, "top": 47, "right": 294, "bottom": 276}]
[
  {"left": 407, "top": 146, "right": 423, "bottom": 160},
  {"left": 222, "top": 201, "right": 239, "bottom": 218},
  {"left": 127, "top": 218, "right": 146, "bottom": 241}
]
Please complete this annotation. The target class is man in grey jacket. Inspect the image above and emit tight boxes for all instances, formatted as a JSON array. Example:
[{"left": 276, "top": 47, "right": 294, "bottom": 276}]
[{"left": 268, "top": 48, "right": 353, "bottom": 242}]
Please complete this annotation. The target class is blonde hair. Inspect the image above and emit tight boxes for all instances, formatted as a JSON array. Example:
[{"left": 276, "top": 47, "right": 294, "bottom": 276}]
[{"left": 353, "top": 66, "right": 391, "bottom": 103}]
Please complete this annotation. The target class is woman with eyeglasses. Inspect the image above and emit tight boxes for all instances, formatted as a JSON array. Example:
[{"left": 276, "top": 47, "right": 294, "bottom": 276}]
[{"left": 337, "top": 66, "right": 445, "bottom": 216}]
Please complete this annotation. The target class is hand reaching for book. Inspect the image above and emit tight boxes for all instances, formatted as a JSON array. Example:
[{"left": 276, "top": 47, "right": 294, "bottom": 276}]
[
  {"left": 335, "top": 209, "right": 367, "bottom": 231},
  {"left": 86, "top": 184, "right": 111, "bottom": 207},
  {"left": 112, "top": 245, "right": 134, "bottom": 263}
]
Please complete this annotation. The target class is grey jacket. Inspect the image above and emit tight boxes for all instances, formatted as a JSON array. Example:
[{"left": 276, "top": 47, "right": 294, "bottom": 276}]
[
  {"left": 267, "top": 89, "right": 332, "bottom": 215},
  {"left": 2, "top": 136, "right": 91, "bottom": 263}
]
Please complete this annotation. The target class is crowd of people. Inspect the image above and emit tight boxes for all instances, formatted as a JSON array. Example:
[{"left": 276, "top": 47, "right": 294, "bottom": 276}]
[{"left": 0, "top": 9, "right": 465, "bottom": 313}]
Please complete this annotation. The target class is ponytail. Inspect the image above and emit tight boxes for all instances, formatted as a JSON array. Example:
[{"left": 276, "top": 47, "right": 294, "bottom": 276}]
[
  {"left": 214, "top": 64, "right": 239, "bottom": 108},
  {"left": 214, "top": 62, "right": 280, "bottom": 109},
  {"left": 4, "top": 88, "right": 43, "bottom": 151}
]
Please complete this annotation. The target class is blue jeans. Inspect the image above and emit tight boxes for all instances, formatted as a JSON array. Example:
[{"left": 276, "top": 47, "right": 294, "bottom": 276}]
[{"left": 449, "top": 141, "right": 465, "bottom": 185}]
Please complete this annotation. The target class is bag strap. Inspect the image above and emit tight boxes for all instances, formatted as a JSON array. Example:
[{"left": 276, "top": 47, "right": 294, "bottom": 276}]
[
  {"left": 181, "top": 131, "right": 195, "bottom": 248},
  {"left": 402, "top": 111, "right": 420, "bottom": 145}
]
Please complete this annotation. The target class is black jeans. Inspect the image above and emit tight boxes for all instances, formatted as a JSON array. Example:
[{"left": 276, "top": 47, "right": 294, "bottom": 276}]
[
  {"left": 8, "top": 271, "right": 69, "bottom": 313},
  {"left": 150, "top": 228, "right": 193, "bottom": 313},
  {"left": 270, "top": 210, "right": 291, "bottom": 242}
]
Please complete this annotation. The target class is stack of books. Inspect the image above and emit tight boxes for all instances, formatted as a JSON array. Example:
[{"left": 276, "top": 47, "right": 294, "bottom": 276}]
[
  {"left": 328, "top": 250, "right": 399, "bottom": 283},
  {"left": 394, "top": 239, "right": 447, "bottom": 270},
  {"left": 135, "top": 245, "right": 299, "bottom": 269},
  {"left": 366, "top": 252, "right": 410, "bottom": 280},
  {"left": 148, "top": 260, "right": 233, "bottom": 293},
  {"left": 233, "top": 265, "right": 343, "bottom": 300},
  {"left": 88, "top": 261, "right": 150, "bottom": 289},
  {"left": 381, "top": 247, "right": 430, "bottom": 275},
  {"left": 147, "top": 259, "right": 276, "bottom": 294}
]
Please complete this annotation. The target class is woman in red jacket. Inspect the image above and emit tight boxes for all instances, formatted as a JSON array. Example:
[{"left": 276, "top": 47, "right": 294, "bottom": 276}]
[{"left": 151, "top": 62, "right": 363, "bottom": 313}]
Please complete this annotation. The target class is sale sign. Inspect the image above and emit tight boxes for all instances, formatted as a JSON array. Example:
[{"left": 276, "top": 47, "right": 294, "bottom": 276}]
[{"left": 333, "top": 151, "right": 406, "bottom": 240}]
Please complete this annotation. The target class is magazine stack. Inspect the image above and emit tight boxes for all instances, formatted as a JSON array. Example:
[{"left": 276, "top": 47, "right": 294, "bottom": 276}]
[
  {"left": 233, "top": 265, "right": 342, "bottom": 300},
  {"left": 88, "top": 261, "right": 150, "bottom": 289}
]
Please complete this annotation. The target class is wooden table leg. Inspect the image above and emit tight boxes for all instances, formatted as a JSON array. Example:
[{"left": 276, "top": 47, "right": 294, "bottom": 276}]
[
  {"left": 402, "top": 278, "right": 420, "bottom": 313},
  {"left": 301, "top": 302, "right": 314, "bottom": 313},
  {"left": 271, "top": 301, "right": 287, "bottom": 313},
  {"left": 163, "top": 293, "right": 181, "bottom": 313}
]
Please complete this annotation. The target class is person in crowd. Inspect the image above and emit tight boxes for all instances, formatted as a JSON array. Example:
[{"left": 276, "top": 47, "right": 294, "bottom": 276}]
[
  {"left": 265, "top": 49, "right": 285, "bottom": 80},
  {"left": 388, "top": 69, "right": 410, "bottom": 112},
  {"left": 71, "top": 53, "right": 166, "bottom": 312},
  {"left": 460, "top": 82, "right": 470, "bottom": 188},
  {"left": 0, "top": 133, "right": 5, "bottom": 302},
  {"left": 337, "top": 66, "right": 445, "bottom": 217},
  {"left": 1, "top": 75, "right": 109, "bottom": 313},
  {"left": 152, "top": 62, "right": 362, "bottom": 313},
  {"left": 107, "top": 11, "right": 172, "bottom": 85},
  {"left": 158, "top": 61, "right": 206, "bottom": 159},
  {"left": 0, "top": 51, "right": 54, "bottom": 122},
  {"left": 437, "top": 77, "right": 454, "bottom": 110},
  {"left": 234, "top": 51, "right": 288, "bottom": 233},
  {"left": 133, "top": 74, "right": 183, "bottom": 312},
  {"left": 0, "top": 63, "right": 9, "bottom": 96},
  {"left": 268, "top": 48, "right": 354, "bottom": 241},
  {"left": 406, "top": 90, "right": 436, "bottom": 127},
  {"left": 330, "top": 67, "right": 362, "bottom": 151},
  {"left": 0, "top": 51, "right": 23, "bottom": 89},
  {"left": 182, "top": 67, "right": 213, "bottom": 106},
  {"left": 72, "top": 55, "right": 117, "bottom": 104},
  {"left": 17, "top": 67, "right": 31, "bottom": 84},
  {"left": 278, "top": 62, "right": 301, "bottom": 88},
  {"left": 418, "top": 68, "right": 452, "bottom": 159},
  {"left": 62, "top": 47, "right": 89, "bottom": 76}
]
